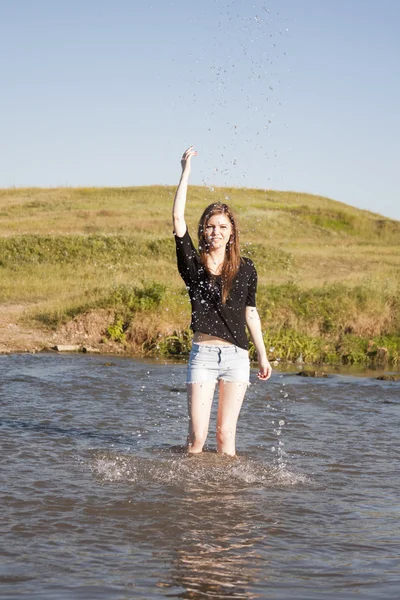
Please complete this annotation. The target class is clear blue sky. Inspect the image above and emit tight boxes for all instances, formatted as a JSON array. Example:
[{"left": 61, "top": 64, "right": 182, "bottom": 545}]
[{"left": 1, "top": 0, "right": 399, "bottom": 219}]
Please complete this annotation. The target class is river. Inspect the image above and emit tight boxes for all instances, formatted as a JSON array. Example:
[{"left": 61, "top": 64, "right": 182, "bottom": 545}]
[{"left": 1, "top": 353, "right": 399, "bottom": 599}]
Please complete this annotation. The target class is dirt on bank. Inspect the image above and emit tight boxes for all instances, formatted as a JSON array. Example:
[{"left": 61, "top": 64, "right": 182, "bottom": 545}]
[
  {"left": 2, "top": 305, "right": 399, "bottom": 378},
  {"left": 0, "top": 304, "right": 123, "bottom": 355}
]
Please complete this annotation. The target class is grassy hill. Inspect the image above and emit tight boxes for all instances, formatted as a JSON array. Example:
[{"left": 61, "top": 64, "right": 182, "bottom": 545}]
[{"left": 1, "top": 185, "right": 399, "bottom": 365}]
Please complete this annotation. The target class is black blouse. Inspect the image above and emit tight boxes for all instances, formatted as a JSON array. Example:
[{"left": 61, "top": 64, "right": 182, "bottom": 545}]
[{"left": 174, "top": 228, "right": 257, "bottom": 350}]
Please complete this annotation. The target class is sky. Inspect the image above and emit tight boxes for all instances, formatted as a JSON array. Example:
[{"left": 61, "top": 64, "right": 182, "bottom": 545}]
[{"left": 1, "top": 0, "right": 399, "bottom": 219}]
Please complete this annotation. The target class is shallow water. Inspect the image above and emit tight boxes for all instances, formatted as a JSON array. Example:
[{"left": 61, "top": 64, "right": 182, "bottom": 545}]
[{"left": 1, "top": 353, "right": 399, "bottom": 599}]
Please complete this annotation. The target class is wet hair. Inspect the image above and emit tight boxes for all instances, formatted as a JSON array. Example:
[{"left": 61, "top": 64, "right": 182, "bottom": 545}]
[{"left": 197, "top": 202, "right": 242, "bottom": 304}]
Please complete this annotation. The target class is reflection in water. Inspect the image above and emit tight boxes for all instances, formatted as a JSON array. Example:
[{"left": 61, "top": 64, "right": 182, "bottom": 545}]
[
  {"left": 170, "top": 534, "right": 261, "bottom": 598},
  {"left": 160, "top": 482, "right": 267, "bottom": 599}
]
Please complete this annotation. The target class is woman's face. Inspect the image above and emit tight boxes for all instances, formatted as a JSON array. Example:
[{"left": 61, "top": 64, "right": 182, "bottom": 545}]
[{"left": 204, "top": 213, "right": 233, "bottom": 250}]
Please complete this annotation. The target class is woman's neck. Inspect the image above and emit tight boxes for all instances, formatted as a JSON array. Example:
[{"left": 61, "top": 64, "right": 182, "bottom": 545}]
[
  {"left": 209, "top": 248, "right": 225, "bottom": 263},
  {"left": 207, "top": 250, "right": 225, "bottom": 275}
]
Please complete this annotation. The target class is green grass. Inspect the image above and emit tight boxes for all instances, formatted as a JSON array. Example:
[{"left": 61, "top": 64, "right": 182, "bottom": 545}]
[{"left": 1, "top": 185, "right": 400, "bottom": 365}]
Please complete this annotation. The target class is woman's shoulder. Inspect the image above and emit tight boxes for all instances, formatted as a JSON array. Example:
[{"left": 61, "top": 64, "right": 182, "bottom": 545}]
[
  {"left": 174, "top": 228, "right": 198, "bottom": 250},
  {"left": 175, "top": 228, "right": 201, "bottom": 268},
  {"left": 241, "top": 256, "right": 257, "bottom": 271},
  {"left": 237, "top": 257, "right": 257, "bottom": 282}
]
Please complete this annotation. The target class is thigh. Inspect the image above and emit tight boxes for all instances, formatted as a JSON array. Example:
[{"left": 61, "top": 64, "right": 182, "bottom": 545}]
[
  {"left": 216, "top": 380, "right": 248, "bottom": 430},
  {"left": 187, "top": 382, "right": 216, "bottom": 431}
]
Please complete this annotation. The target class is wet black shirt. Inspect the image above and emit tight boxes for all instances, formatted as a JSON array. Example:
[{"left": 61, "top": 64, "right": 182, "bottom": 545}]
[{"left": 174, "top": 229, "right": 257, "bottom": 350}]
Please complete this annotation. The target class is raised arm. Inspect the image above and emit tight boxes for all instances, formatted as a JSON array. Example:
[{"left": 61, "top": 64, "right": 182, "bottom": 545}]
[
  {"left": 245, "top": 306, "right": 272, "bottom": 381},
  {"left": 172, "top": 146, "right": 197, "bottom": 237}
]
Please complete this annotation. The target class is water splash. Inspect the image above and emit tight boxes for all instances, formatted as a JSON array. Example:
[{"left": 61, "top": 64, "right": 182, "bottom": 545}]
[
  {"left": 90, "top": 450, "right": 310, "bottom": 487},
  {"left": 186, "top": 0, "right": 289, "bottom": 189}
]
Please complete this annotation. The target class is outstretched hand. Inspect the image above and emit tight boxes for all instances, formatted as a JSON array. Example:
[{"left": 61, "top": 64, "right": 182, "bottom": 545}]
[{"left": 181, "top": 146, "right": 197, "bottom": 173}]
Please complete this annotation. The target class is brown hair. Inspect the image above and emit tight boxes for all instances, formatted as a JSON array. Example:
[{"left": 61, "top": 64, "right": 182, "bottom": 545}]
[{"left": 197, "top": 202, "right": 242, "bottom": 304}]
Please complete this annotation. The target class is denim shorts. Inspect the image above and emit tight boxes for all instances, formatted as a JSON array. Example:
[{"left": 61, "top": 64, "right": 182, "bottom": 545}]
[{"left": 186, "top": 343, "right": 250, "bottom": 385}]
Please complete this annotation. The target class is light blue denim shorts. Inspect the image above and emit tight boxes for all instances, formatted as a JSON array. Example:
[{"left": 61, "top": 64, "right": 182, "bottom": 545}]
[{"left": 186, "top": 343, "right": 250, "bottom": 385}]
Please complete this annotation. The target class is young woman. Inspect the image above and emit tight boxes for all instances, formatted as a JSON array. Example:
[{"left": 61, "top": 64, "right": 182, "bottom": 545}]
[{"left": 173, "top": 146, "right": 272, "bottom": 456}]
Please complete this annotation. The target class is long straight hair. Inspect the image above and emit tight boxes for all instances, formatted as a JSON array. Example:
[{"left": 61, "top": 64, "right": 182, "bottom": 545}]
[{"left": 197, "top": 202, "right": 242, "bottom": 304}]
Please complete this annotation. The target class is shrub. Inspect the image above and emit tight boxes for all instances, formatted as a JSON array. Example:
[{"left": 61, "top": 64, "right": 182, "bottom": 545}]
[{"left": 106, "top": 316, "right": 127, "bottom": 344}]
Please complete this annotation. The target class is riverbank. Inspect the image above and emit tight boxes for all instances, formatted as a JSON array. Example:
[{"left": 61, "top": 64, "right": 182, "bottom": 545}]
[
  {"left": 2, "top": 308, "right": 400, "bottom": 383},
  {"left": 1, "top": 302, "right": 399, "bottom": 375},
  {"left": 0, "top": 304, "right": 116, "bottom": 355}
]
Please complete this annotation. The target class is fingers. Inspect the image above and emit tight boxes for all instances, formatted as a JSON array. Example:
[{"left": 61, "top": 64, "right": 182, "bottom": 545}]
[
  {"left": 182, "top": 146, "right": 198, "bottom": 160},
  {"left": 257, "top": 363, "right": 272, "bottom": 381},
  {"left": 181, "top": 147, "right": 198, "bottom": 172},
  {"left": 257, "top": 373, "right": 270, "bottom": 381}
]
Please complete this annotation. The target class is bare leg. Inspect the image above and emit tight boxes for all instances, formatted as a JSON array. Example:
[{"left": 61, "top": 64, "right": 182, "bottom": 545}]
[
  {"left": 216, "top": 381, "right": 247, "bottom": 456},
  {"left": 186, "top": 382, "right": 216, "bottom": 453}
]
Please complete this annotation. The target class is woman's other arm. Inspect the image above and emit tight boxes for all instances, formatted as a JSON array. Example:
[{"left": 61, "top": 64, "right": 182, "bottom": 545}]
[
  {"left": 172, "top": 146, "right": 197, "bottom": 237},
  {"left": 245, "top": 306, "right": 272, "bottom": 380}
]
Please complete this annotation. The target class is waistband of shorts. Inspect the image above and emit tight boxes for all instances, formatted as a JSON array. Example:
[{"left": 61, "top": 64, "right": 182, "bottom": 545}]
[{"left": 191, "top": 342, "right": 248, "bottom": 353}]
